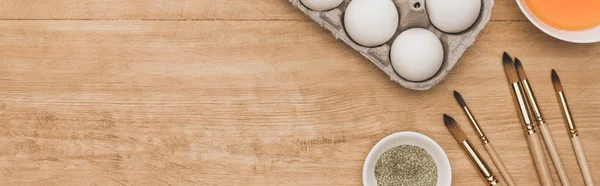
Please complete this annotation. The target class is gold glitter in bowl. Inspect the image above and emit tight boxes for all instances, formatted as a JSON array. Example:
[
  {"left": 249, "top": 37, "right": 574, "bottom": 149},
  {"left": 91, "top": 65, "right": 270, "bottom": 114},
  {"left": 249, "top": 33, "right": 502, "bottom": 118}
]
[
  {"left": 363, "top": 132, "right": 451, "bottom": 186},
  {"left": 375, "top": 145, "right": 437, "bottom": 186}
]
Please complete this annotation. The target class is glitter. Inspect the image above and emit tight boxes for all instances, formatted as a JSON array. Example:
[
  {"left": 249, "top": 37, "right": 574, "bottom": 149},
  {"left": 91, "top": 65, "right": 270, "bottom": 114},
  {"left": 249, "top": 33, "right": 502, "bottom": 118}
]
[{"left": 374, "top": 145, "right": 437, "bottom": 186}]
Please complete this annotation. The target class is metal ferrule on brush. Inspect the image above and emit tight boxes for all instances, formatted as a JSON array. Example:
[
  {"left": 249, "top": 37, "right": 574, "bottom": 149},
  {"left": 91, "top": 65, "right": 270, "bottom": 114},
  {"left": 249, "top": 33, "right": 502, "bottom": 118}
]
[
  {"left": 460, "top": 140, "right": 499, "bottom": 186},
  {"left": 512, "top": 82, "right": 536, "bottom": 135},
  {"left": 522, "top": 79, "right": 545, "bottom": 125},
  {"left": 558, "top": 91, "right": 578, "bottom": 137},
  {"left": 463, "top": 107, "right": 489, "bottom": 144}
]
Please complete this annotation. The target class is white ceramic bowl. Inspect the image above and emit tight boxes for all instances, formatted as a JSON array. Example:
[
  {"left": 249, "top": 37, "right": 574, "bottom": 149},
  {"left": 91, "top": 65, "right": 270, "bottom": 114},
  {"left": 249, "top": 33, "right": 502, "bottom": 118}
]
[
  {"left": 515, "top": 0, "right": 600, "bottom": 43},
  {"left": 363, "top": 132, "right": 451, "bottom": 186}
]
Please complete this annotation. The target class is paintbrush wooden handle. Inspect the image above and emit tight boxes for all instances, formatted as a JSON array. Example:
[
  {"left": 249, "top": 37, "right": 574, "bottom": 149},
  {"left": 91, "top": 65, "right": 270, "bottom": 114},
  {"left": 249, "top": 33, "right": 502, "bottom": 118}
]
[
  {"left": 539, "top": 124, "right": 571, "bottom": 186},
  {"left": 484, "top": 143, "right": 515, "bottom": 186},
  {"left": 527, "top": 133, "right": 553, "bottom": 186},
  {"left": 572, "top": 136, "right": 595, "bottom": 186}
]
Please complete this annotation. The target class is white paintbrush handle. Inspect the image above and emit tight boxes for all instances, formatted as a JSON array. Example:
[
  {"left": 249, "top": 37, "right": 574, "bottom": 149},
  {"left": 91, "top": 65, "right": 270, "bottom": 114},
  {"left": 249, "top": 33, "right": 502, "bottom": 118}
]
[
  {"left": 539, "top": 124, "right": 571, "bottom": 186},
  {"left": 572, "top": 136, "right": 595, "bottom": 186},
  {"left": 528, "top": 133, "right": 553, "bottom": 186},
  {"left": 484, "top": 143, "right": 515, "bottom": 186}
]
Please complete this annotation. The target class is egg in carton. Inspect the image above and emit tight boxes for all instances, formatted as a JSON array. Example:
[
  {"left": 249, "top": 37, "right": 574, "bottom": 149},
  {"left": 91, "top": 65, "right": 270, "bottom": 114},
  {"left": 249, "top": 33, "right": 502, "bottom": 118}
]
[{"left": 288, "top": 0, "right": 493, "bottom": 90}]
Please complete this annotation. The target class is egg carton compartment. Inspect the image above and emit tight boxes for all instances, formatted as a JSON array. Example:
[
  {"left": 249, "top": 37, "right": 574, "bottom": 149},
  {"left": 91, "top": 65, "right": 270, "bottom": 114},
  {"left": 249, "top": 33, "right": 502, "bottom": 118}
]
[{"left": 289, "top": 0, "right": 493, "bottom": 90}]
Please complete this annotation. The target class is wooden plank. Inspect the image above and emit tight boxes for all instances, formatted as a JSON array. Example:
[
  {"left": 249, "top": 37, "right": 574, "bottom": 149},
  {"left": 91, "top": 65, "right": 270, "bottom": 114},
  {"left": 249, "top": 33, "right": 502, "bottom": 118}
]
[
  {"left": 0, "top": 20, "right": 599, "bottom": 185},
  {"left": 0, "top": 0, "right": 527, "bottom": 21}
]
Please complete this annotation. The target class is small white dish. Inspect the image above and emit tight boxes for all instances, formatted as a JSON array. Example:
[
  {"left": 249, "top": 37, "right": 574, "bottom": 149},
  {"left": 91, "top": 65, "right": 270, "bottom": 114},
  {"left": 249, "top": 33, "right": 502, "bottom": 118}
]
[
  {"left": 363, "top": 132, "right": 451, "bottom": 186},
  {"left": 515, "top": 0, "right": 600, "bottom": 43}
]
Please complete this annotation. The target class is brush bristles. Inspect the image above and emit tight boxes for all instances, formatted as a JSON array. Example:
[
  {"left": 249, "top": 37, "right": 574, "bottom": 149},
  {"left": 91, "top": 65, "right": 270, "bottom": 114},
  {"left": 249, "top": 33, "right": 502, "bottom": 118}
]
[
  {"left": 503, "top": 52, "right": 519, "bottom": 83},
  {"left": 552, "top": 69, "right": 563, "bottom": 92},
  {"left": 444, "top": 114, "right": 467, "bottom": 142},
  {"left": 453, "top": 91, "right": 467, "bottom": 107},
  {"left": 514, "top": 58, "right": 528, "bottom": 81}
]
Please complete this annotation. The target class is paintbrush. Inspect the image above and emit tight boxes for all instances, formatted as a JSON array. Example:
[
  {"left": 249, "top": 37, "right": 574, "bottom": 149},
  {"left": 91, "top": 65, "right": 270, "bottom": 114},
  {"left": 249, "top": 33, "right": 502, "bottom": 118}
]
[
  {"left": 552, "top": 70, "right": 595, "bottom": 186},
  {"left": 515, "top": 59, "right": 571, "bottom": 186},
  {"left": 444, "top": 114, "right": 500, "bottom": 186},
  {"left": 454, "top": 91, "right": 515, "bottom": 186},
  {"left": 502, "top": 52, "right": 553, "bottom": 186}
]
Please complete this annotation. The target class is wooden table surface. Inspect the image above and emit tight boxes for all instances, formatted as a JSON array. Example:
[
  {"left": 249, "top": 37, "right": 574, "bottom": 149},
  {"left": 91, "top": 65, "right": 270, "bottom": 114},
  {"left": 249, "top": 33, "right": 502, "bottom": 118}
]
[{"left": 0, "top": 1, "right": 599, "bottom": 185}]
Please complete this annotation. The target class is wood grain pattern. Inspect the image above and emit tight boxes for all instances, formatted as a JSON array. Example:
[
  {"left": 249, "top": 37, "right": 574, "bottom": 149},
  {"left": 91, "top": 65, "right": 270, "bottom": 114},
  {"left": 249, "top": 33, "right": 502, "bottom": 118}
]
[
  {"left": 0, "top": 1, "right": 598, "bottom": 186},
  {"left": 0, "top": 0, "right": 526, "bottom": 21}
]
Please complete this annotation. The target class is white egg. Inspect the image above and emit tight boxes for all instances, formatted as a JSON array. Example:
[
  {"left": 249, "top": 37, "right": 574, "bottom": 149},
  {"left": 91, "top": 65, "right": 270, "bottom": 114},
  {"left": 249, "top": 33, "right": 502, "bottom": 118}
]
[
  {"left": 344, "top": 0, "right": 399, "bottom": 47},
  {"left": 390, "top": 28, "right": 444, "bottom": 82},
  {"left": 300, "top": 0, "right": 344, "bottom": 11},
  {"left": 426, "top": 0, "right": 481, "bottom": 33}
]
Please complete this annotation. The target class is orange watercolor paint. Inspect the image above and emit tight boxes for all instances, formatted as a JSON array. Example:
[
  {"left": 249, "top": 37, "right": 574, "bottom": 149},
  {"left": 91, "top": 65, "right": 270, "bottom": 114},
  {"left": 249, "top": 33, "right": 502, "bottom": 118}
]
[{"left": 524, "top": 0, "right": 600, "bottom": 31}]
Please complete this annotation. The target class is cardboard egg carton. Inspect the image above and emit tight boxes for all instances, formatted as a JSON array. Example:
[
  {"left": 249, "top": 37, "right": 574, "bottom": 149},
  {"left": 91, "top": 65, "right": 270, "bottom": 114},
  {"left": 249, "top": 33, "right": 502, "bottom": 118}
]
[{"left": 288, "top": 0, "right": 493, "bottom": 90}]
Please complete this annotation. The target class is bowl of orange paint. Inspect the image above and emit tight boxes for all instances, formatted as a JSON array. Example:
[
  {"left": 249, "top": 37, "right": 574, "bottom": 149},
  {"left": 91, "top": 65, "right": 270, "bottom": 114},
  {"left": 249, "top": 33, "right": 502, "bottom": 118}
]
[{"left": 516, "top": 0, "right": 600, "bottom": 43}]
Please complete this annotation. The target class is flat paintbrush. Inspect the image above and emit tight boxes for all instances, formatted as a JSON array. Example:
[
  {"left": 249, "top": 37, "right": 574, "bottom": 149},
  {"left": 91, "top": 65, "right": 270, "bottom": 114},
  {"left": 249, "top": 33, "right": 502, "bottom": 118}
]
[
  {"left": 444, "top": 114, "right": 500, "bottom": 186},
  {"left": 502, "top": 52, "right": 553, "bottom": 185},
  {"left": 552, "top": 70, "right": 595, "bottom": 186},
  {"left": 454, "top": 91, "right": 515, "bottom": 186},
  {"left": 515, "top": 59, "right": 570, "bottom": 186}
]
